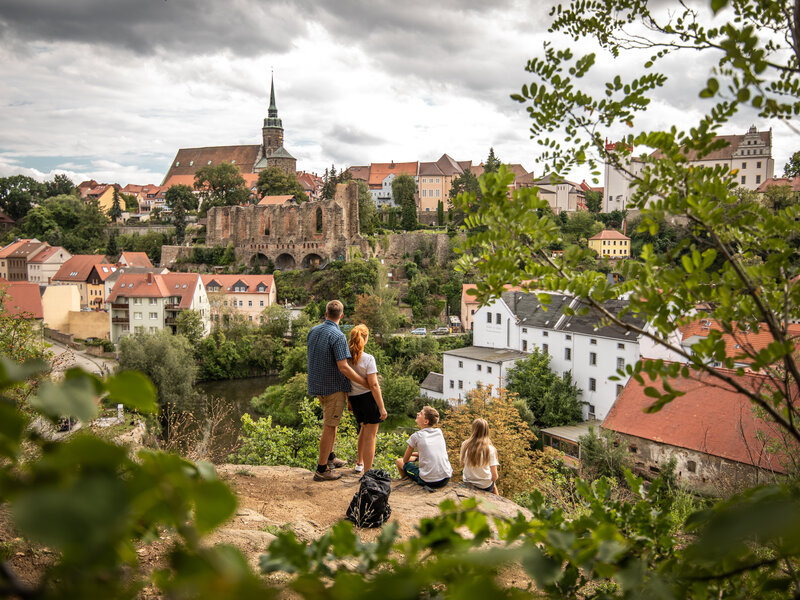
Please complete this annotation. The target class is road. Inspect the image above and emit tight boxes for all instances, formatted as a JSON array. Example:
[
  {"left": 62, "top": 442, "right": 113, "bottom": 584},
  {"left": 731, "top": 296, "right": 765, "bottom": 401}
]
[{"left": 47, "top": 339, "right": 116, "bottom": 376}]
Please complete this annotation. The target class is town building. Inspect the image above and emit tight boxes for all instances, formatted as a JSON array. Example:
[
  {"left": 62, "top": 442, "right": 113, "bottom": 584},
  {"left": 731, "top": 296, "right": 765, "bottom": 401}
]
[
  {"left": 26, "top": 245, "right": 71, "bottom": 285},
  {"left": 118, "top": 251, "right": 154, "bottom": 268},
  {"left": 0, "top": 280, "right": 44, "bottom": 324},
  {"left": 51, "top": 255, "right": 109, "bottom": 308},
  {"left": 107, "top": 272, "right": 211, "bottom": 344},
  {"left": 588, "top": 229, "right": 631, "bottom": 258},
  {"left": 0, "top": 239, "right": 47, "bottom": 282},
  {"left": 162, "top": 76, "right": 296, "bottom": 186},
  {"left": 515, "top": 173, "right": 587, "bottom": 213},
  {"left": 604, "top": 365, "right": 796, "bottom": 493},
  {"left": 440, "top": 346, "right": 529, "bottom": 403},
  {"left": 200, "top": 274, "right": 277, "bottom": 324},
  {"left": 0, "top": 209, "right": 15, "bottom": 234},
  {"left": 604, "top": 126, "right": 775, "bottom": 212}
]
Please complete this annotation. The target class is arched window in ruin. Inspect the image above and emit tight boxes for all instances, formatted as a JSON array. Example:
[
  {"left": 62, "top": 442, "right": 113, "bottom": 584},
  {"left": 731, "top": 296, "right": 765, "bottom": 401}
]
[
  {"left": 316, "top": 207, "right": 323, "bottom": 233},
  {"left": 264, "top": 216, "right": 270, "bottom": 236}
]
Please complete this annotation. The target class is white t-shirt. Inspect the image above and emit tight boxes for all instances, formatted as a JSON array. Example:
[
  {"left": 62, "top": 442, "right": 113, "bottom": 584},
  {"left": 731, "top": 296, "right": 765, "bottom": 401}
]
[
  {"left": 348, "top": 352, "right": 378, "bottom": 396},
  {"left": 461, "top": 442, "right": 499, "bottom": 489},
  {"left": 407, "top": 428, "right": 453, "bottom": 482}
]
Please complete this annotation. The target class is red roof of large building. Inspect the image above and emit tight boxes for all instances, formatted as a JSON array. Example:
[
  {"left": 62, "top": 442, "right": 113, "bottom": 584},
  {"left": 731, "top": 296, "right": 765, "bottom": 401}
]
[
  {"left": 679, "top": 319, "right": 800, "bottom": 366},
  {"left": 755, "top": 177, "right": 800, "bottom": 193},
  {"left": 603, "top": 364, "right": 796, "bottom": 473},
  {"left": 107, "top": 272, "right": 202, "bottom": 309},
  {"left": 27, "top": 246, "right": 69, "bottom": 264},
  {"left": 590, "top": 229, "right": 630, "bottom": 241},
  {"left": 90, "top": 264, "right": 119, "bottom": 282},
  {"left": 119, "top": 251, "right": 153, "bottom": 268},
  {"left": 0, "top": 239, "right": 44, "bottom": 259},
  {"left": 257, "top": 195, "right": 295, "bottom": 206},
  {"left": 52, "top": 255, "right": 107, "bottom": 282},
  {"left": 200, "top": 274, "right": 274, "bottom": 294},
  {"left": 367, "top": 162, "right": 419, "bottom": 187},
  {"left": 0, "top": 281, "right": 43, "bottom": 319}
]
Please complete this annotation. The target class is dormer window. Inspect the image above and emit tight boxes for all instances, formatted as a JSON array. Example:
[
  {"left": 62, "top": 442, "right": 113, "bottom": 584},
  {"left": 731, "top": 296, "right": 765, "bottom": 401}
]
[{"left": 189, "top": 160, "right": 194, "bottom": 166}]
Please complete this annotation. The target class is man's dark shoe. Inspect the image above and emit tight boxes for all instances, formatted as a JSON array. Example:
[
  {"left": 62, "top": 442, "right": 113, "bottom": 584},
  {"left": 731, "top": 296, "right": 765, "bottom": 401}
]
[
  {"left": 314, "top": 469, "right": 342, "bottom": 481},
  {"left": 328, "top": 457, "right": 347, "bottom": 469}
]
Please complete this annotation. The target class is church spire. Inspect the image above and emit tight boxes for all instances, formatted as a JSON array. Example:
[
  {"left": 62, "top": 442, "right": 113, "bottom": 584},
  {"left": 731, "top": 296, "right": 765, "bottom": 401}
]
[{"left": 264, "top": 72, "right": 282, "bottom": 129}]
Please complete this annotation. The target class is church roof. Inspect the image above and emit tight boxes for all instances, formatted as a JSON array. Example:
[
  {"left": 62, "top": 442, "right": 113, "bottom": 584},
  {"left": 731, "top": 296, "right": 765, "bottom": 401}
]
[
  {"left": 162, "top": 145, "right": 261, "bottom": 184},
  {"left": 270, "top": 146, "right": 295, "bottom": 160}
]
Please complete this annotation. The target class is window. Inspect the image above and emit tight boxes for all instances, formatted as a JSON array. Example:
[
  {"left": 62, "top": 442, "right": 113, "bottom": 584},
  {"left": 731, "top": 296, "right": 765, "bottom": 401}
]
[
  {"left": 687, "top": 460, "right": 697, "bottom": 473},
  {"left": 617, "top": 384, "right": 624, "bottom": 396},
  {"left": 149, "top": 298, "right": 157, "bottom": 305},
  {"left": 543, "top": 331, "right": 549, "bottom": 337},
  {"left": 134, "top": 312, "right": 142, "bottom": 320},
  {"left": 477, "top": 364, "right": 482, "bottom": 371},
  {"left": 496, "top": 313, "right": 501, "bottom": 324},
  {"left": 756, "top": 175, "right": 761, "bottom": 184},
  {"left": 589, "top": 377, "right": 596, "bottom": 391},
  {"left": 617, "top": 343, "right": 625, "bottom": 349},
  {"left": 487, "top": 313, "right": 492, "bottom": 323},
  {"left": 742, "top": 162, "right": 746, "bottom": 169},
  {"left": 590, "top": 338, "right": 597, "bottom": 345},
  {"left": 587, "top": 404, "right": 596, "bottom": 419},
  {"left": 149, "top": 327, "right": 156, "bottom": 333},
  {"left": 589, "top": 352, "right": 597, "bottom": 365},
  {"left": 741, "top": 175, "right": 746, "bottom": 184},
  {"left": 458, "top": 380, "right": 463, "bottom": 389},
  {"left": 617, "top": 357, "right": 625, "bottom": 371},
  {"left": 248, "top": 300, "right": 252, "bottom": 307},
  {"left": 149, "top": 312, "right": 157, "bottom": 319},
  {"left": 522, "top": 328, "right": 527, "bottom": 333},
  {"left": 487, "top": 366, "right": 492, "bottom": 374},
  {"left": 133, "top": 298, "right": 142, "bottom": 305},
  {"left": 260, "top": 300, "right": 264, "bottom": 307},
  {"left": 629, "top": 445, "right": 638, "bottom": 454},
  {"left": 757, "top": 161, "right": 762, "bottom": 168},
  {"left": 522, "top": 340, "right": 528, "bottom": 351},
  {"left": 458, "top": 361, "right": 463, "bottom": 368},
  {"left": 134, "top": 326, "right": 143, "bottom": 333},
  {"left": 450, "top": 380, "right": 454, "bottom": 389},
  {"left": 565, "top": 334, "right": 571, "bottom": 340},
  {"left": 542, "top": 344, "right": 549, "bottom": 354},
  {"left": 564, "top": 348, "right": 571, "bottom": 360}
]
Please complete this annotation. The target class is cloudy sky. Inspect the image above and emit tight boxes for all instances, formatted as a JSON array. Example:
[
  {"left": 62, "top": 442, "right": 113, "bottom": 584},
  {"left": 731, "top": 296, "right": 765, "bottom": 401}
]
[{"left": 0, "top": 0, "right": 796, "bottom": 186}]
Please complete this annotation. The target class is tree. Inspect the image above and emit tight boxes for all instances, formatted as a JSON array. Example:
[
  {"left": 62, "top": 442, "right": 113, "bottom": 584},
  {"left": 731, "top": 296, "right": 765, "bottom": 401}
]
[
  {"left": 255, "top": 167, "right": 307, "bottom": 201},
  {"left": 584, "top": 189, "right": 603, "bottom": 213},
  {"left": 165, "top": 183, "right": 198, "bottom": 211},
  {"left": 392, "top": 173, "right": 417, "bottom": 230},
  {"left": 437, "top": 200, "right": 444, "bottom": 226},
  {"left": 194, "top": 162, "right": 251, "bottom": 214},
  {"left": 21, "top": 194, "right": 109, "bottom": 254},
  {"left": 381, "top": 373, "right": 419, "bottom": 416},
  {"left": 0, "top": 175, "right": 44, "bottom": 220},
  {"left": 784, "top": 150, "right": 800, "bottom": 177},
  {"left": 175, "top": 309, "right": 205, "bottom": 346},
  {"left": 109, "top": 187, "right": 123, "bottom": 221},
  {"left": 484, "top": 147, "right": 501, "bottom": 174},
  {"left": 260, "top": 304, "right": 292, "bottom": 339},
  {"left": 505, "top": 349, "right": 584, "bottom": 429},
  {"left": 357, "top": 181, "right": 377, "bottom": 235},
  {"left": 122, "top": 192, "right": 138, "bottom": 212},
  {"left": 43, "top": 173, "right": 76, "bottom": 198},
  {"left": 352, "top": 268, "right": 401, "bottom": 340},
  {"left": 105, "top": 229, "right": 119, "bottom": 258},
  {"left": 450, "top": 169, "right": 481, "bottom": 200},
  {"left": 118, "top": 330, "right": 198, "bottom": 410}
]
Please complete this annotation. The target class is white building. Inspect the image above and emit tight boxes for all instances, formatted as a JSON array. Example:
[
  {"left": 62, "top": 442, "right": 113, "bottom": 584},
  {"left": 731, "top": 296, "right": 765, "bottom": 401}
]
[
  {"left": 430, "top": 290, "right": 645, "bottom": 421},
  {"left": 107, "top": 272, "right": 211, "bottom": 344},
  {"left": 604, "top": 126, "right": 774, "bottom": 212}
]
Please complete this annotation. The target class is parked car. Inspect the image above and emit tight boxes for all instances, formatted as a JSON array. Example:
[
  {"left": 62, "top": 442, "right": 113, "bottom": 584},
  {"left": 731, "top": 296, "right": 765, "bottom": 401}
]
[
  {"left": 410, "top": 327, "right": 427, "bottom": 336},
  {"left": 432, "top": 327, "right": 449, "bottom": 335}
]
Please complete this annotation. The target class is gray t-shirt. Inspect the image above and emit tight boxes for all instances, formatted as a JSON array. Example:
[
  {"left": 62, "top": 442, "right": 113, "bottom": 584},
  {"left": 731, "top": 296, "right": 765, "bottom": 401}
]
[{"left": 406, "top": 428, "right": 453, "bottom": 481}]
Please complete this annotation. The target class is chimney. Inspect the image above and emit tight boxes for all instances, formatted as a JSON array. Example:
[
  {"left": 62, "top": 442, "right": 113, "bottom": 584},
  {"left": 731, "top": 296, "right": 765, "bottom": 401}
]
[{"left": 146, "top": 273, "right": 154, "bottom": 284}]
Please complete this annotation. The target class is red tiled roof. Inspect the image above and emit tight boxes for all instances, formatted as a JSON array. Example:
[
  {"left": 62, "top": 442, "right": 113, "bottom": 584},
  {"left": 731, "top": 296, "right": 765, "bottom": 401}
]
[
  {"left": 579, "top": 180, "right": 604, "bottom": 193},
  {"left": 349, "top": 166, "right": 370, "bottom": 181},
  {"left": 1, "top": 281, "right": 43, "bottom": 319},
  {"left": 91, "top": 264, "right": 119, "bottom": 282},
  {"left": 0, "top": 209, "right": 14, "bottom": 225},
  {"left": 679, "top": 320, "right": 800, "bottom": 365},
  {"left": 368, "top": 162, "right": 418, "bottom": 187},
  {"left": 590, "top": 229, "right": 630, "bottom": 241},
  {"left": 756, "top": 177, "right": 800, "bottom": 193},
  {"left": 0, "top": 239, "right": 36, "bottom": 259},
  {"left": 119, "top": 251, "right": 153, "bottom": 268},
  {"left": 649, "top": 130, "right": 771, "bottom": 162},
  {"left": 162, "top": 145, "right": 261, "bottom": 184},
  {"left": 107, "top": 272, "right": 201, "bottom": 309},
  {"left": 257, "top": 195, "right": 295, "bottom": 206},
  {"left": 603, "top": 364, "right": 797, "bottom": 472},
  {"left": 162, "top": 174, "right": 197, "bottom": 189},
  {"left": 52, "top": 255, "right": 107, "bottom": 282},
  {"left": 27, "top": 246, "right": 68, "bottom": 264},
  {"left": 200, "top": 274, "right": 274, "bottom": 294},
  {"left": 462, "top": 282, "right": 528, "bottom": 305}
]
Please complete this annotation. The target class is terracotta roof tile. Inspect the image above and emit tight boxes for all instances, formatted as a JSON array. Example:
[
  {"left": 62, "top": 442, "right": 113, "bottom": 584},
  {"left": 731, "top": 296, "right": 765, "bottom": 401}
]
[
  {"left": 257, "top": 195, "right": 295, "bottom": 206},
  {"left": 119, "top": 252, "right": 153, "bottom": 268},
  {"left": 679, "top": 319, "right": 800, "bottom": 365},
  {"left": 603, "top": 364, "right": 797, "bottom": 472},
  {"left": 27, "top": 246, "right": 68, "bottom": 264},
  {"left": 649, "top": 130, "right": 771, "bottom": 162},
  {"left": 162, "top": 145, "right": 261, "bottom": 184},
  {"left": 756, "top": 177, "right": 800, "bottom": 193},
  {"left": 52, "top": 255, "right": 107, "bottom": 282},
  {"left": 367, "top": 162, "right": 418, "bottom": 186},
  {"left": 108, "top": 272, "right": 201, "bottom": 309},
  {"left": 1, "top": 281, "right": 43, "bottom": 319},
  {"left": 589, "top": 229, "right": 630, "bottom": 241},
  {"left": 200, "top": 274, "right": 274, "bottom": 294}
]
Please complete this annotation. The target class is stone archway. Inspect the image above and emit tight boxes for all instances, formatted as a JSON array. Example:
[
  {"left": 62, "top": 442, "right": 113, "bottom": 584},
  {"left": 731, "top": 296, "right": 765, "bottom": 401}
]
[
  {"left": 302, "top": 253, "right": 323, "bottom": 269},
  {"left": 275, "top": 253, "right": 297, "bottom": 270},
  {"left": 250, "top": 252, "right": 271, "bottom": 266}
]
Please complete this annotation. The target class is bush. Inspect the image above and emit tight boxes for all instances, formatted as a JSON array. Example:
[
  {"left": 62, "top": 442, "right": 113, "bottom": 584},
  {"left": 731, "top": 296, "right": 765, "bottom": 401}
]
[
  {"left": 381, "top": 374, "right": 420, "bottom": 417},
  {"left": 579, "top": 427, "right": 631, "bottom": 482}
]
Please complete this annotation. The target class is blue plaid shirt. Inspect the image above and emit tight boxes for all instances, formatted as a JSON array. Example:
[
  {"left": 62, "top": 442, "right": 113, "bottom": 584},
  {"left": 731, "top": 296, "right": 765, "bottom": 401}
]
[{"left": 307, "top": 319, "right": 352, "bottom": 396}]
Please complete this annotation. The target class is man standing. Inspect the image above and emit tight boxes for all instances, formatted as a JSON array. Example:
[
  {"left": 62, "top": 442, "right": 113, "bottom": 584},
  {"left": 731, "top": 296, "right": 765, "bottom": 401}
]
[{"left": 307, "top": 300, "right": 368, "bottom": 481}]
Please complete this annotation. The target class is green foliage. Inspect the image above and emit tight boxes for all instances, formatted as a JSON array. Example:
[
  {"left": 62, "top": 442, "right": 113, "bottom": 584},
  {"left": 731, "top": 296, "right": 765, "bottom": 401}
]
[
  {"left": 43, "top": 174, "right": 76, "bottom": 199},
  {"left": 506, "top": 348, "right": 584, "bottom": 429},
  {"left": 381, "top": 373, "right": 420, "bottom": 416},
  {"left": 437, "top": 199, "right": 444, "bottom": 226},
  {"left": 175, "top": 309, "right": 205, "bottom": 346},
  {"left": 251, "top": 373, "right": 309, "bottom": 427},
  {"left": 783, "top": 150, "right": 800, "bottom": 178},
  {"left": 256, "top": 167, "right": 308, "bottom": 201},
  {"left": 406, "top": 353, "right": 442, "bottom": 383},
  {"left": 280, "top": 344, "right": 308, "bottom": 382},
  {"left": 578, "top": 427, "right": 631, "bottom": 482},
  {"left": 117, "top": 231, "right": 173, "bottom": 264},
  {"left": 0, "top": 175, "right": 45, "bottom": 221},
  {"left": 0, "top": 287, "right": 50, "bottom": 364},
  {"left": 118, "top": 331, "right": 198, "bottom": 409},
  {"left": 392, "top": 173, "right": 417, "bottom": 231},
  {"left": 21, "top": 194, "right": 109, "bottom": 254},
  {"left": 357, "top": 180, "right": 378, "bottom": 235},
  {"left": 194, "top": 162, "right": 251, "bottom": 214},
  {"left": 584, "top": 189, "right": 603, "bottom": 213},
  {"left": 234, "top": 397, "right": 406, "bottom": 471},
  {"left": 166, "top": 185, "right": 194, "bottom": 244},
  {"left": 197, "top": 323, "right": 284, "bottom": 381},
  {"left": 109, "top": 187, "right": 123, "bottom": 220},
  {"left": 484, "top": 147, "right": 501, "bottom": 174},
  {"left": 261, "top": 304, "right": 291, "bottom": 339}
]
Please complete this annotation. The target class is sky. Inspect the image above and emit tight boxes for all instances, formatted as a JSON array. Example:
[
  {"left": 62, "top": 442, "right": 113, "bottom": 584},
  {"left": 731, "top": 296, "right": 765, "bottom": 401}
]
[{"left": 0, "top": 0, "right": 797, "bottom": 187}]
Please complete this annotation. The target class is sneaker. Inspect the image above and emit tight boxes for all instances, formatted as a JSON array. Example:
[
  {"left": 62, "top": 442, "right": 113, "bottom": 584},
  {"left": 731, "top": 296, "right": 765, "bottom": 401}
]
[
  {"left": 313, "top": 469, "right": 342, "bottom": 481},
  {"left": 327, "top": 457, "right": 347, "bottom": 469},
  {"left": 353, "top": 463, "right": 364, "bottom": 473}
]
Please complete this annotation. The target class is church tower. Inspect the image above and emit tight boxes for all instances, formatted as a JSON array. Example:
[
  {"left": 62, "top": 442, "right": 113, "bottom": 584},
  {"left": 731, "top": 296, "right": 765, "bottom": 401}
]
[{"left": 262, "top": 75, "right": 284, "bottom": 155}]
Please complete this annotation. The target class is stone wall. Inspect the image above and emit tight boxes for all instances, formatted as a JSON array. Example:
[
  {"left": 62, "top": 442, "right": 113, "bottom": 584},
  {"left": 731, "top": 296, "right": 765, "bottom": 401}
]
[
  {"left": 67, "top": 311, "right": 111, "bottom": 340},
  {"left": 363, "top": 232, "right": 454, "bottom": 265}
]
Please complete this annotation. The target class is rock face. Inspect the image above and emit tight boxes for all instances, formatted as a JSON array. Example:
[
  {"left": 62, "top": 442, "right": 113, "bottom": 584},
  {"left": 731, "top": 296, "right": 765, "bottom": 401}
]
[{"left": 210, "top": 464, "right": 532, "bottom": 567}]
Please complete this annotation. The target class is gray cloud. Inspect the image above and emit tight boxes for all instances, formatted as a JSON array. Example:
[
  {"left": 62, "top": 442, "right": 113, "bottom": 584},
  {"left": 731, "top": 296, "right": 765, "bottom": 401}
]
[{"left": 328, "top": 124, "right": 384, "bottom": 146}]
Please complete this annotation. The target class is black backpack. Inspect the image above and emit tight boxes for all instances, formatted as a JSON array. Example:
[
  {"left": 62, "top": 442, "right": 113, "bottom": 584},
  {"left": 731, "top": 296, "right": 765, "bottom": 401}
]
[{"left": 345, "top": 469, "right": 392, "bottom": 528}]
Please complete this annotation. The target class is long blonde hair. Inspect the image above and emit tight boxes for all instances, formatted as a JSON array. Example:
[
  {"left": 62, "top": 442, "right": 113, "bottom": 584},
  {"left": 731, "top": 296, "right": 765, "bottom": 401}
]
[
  {"left": 348, "top": 324, "right": 369, "bottom": 366},
  {"left": 461, "top": 418, "right": 493, "bottom": 468}
]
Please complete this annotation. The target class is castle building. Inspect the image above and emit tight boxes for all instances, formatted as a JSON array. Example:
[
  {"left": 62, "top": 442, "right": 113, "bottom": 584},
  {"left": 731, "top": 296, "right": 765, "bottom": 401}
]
[{"left": 162, "top": 76, "right": 297, "bottom": 186}]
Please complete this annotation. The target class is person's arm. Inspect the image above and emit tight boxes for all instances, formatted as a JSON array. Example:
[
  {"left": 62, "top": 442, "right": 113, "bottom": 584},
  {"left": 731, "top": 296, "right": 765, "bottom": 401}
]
[
  {"left": 337, "top": 358, "right": 368, "bottom": 389},
  {"left": 490, "top": 464, "right": 499, "bottom": 482},
  {"left": 367, "top": 372, "right": 387, "bottom": 420},
  {"left": 402, "top": 445, "right": 415, "bottom": 464}
]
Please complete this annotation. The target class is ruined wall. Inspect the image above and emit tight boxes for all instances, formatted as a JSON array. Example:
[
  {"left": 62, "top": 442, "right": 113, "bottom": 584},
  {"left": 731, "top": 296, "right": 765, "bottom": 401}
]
[{"left": 363, "top": 232, "right": 454, "bottom": 266}]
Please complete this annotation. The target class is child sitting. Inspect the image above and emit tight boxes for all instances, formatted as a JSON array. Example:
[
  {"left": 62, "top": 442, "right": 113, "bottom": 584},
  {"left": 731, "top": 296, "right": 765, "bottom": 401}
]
[
  {"left": 460, "top": 418, "right": 499, "bottom": 494},
  {"left": 395, "top": 406, "right": 452, "bottom": 489}
]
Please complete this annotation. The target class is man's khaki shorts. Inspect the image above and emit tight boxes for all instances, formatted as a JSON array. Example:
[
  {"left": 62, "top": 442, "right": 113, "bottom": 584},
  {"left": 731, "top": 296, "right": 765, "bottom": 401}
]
[{"left": 318, "top": 391, "right": 347, "bottom": 427}]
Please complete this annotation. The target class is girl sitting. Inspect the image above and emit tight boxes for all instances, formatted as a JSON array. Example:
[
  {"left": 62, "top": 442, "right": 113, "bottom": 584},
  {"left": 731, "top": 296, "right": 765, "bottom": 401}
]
[
  {"left": 460, "top": 418, "right": 499, "bottom": 494},
  {"left": 347, "top": 324, "right": 388, "bottom": 473}
]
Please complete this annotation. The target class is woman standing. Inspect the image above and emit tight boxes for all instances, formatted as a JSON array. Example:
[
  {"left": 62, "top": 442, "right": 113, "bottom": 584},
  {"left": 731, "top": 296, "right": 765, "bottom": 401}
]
[{"left": 347, "top": 324, "right": 388, "bottom": 473}]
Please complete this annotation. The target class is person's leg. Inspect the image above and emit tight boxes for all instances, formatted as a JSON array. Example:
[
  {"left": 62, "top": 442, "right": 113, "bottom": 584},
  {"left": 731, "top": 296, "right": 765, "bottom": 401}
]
[
  {"left": 318, "top": 424, "right": 338, "bottom": 468},
  {"left": 356, "top": 424, "right": 366, "bottom": 467},
  {"left": 395, "top": 457, "right": 406, "bottom": 478},
  {"left": 361, "top": 423, "right": 379, "bottom": 471}
]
